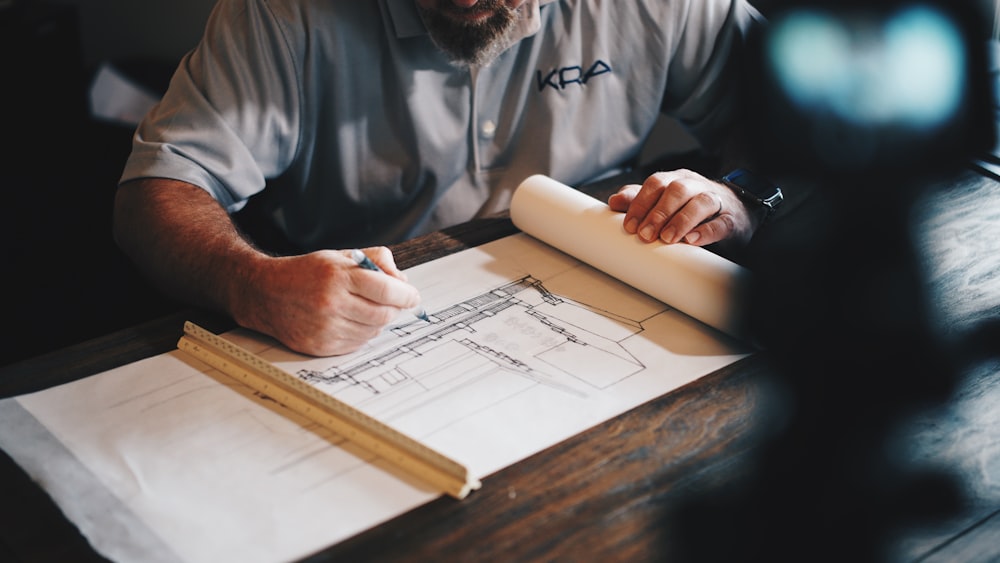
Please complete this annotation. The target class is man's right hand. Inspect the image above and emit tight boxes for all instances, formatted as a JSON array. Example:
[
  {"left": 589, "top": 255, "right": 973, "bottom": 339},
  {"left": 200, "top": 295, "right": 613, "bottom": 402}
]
[
  {"left": 233, "top": 247, "right": 422, "bottom": 356},
  {"left": 113, "top": 179, "right": 421, "bottom": 357}
]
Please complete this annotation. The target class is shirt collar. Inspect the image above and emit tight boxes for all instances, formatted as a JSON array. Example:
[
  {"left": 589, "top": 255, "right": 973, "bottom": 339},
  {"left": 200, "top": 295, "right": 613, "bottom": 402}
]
[{"left": 387, "top": 0, "right": 557, "bottom": 41}]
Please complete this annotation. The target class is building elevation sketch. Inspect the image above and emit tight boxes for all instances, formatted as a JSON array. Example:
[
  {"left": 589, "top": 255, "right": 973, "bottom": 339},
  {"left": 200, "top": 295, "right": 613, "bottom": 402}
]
[
  {"left": 252, "top": 232, "right": 754, "bottom": 458},
  {"left": 298, "top": 274, "right": 653, "bottom": 433}
]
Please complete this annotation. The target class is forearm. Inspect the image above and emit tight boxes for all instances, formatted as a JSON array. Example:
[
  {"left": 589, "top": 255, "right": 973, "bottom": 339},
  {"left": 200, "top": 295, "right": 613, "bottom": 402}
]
[
  {"left": 112, "top": 178, "right": 424, "bottom": 356},
  {"left": 112, "top": 178, "right": 266, "bottom": 318}
]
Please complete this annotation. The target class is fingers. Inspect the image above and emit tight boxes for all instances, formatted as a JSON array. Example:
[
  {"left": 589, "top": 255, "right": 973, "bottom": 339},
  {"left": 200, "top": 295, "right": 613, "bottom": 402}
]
[
  {"left": 620, "top": 171, "right": 695, "bottom": 241},
  {"left": 656, "top": 190, "right": 722, "bottom": 244},
  {"left": 240, "top": 249, "right": 423, "bottom": 357},
  {"left": 360, "top": 246, "right": 408, "bottom": 280},
  {"left": 608, "top": 184, "right": 640, "bottom": 212},
  {"left": 682, "top": 206, "right": 736, "bottom": 246},
  {"left": 347, "top": 248, "right": 420, "bottom": 311},
  {"left": 613, "top": 169, "right": 751, "bottom": 247}
]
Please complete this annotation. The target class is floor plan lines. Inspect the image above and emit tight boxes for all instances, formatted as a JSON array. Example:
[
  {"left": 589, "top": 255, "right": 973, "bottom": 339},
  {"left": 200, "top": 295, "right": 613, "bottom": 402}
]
[{"left": 296, "top": 275, "right": 665, "bottom": 430}]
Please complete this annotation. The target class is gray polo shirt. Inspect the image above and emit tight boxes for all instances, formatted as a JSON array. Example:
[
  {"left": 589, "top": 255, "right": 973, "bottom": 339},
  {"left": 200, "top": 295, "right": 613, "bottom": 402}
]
[{"left": 121, "top": 0, "right": 761, "bottom": 251}]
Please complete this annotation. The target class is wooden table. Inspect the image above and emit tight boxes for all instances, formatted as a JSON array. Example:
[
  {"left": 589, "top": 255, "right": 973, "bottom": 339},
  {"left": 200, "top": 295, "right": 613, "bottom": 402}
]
[{"left": 1, "top": 165, "right": 998, "bottom": 562}]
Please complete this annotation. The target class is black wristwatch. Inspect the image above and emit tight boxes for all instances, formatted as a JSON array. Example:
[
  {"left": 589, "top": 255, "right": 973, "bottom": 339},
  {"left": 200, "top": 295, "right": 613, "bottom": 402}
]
[{"left": 719, "top": 169, "right": 783, "bottom": 219}]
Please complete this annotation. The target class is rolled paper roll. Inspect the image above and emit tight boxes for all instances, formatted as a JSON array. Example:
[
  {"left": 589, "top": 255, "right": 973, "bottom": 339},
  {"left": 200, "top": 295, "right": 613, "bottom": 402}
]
[{"left": 509, "top": 174, "right": 751, "bottom": 341}]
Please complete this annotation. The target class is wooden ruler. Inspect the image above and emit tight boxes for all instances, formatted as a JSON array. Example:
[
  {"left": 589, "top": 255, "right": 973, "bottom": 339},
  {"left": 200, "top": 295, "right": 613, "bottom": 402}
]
[{"left": 176, "top": 321, "right": 481, "bottom": 499}]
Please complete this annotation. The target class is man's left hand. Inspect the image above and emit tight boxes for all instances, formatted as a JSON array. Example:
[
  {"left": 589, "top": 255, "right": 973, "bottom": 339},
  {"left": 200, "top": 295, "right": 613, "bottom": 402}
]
[{"left": 608, "top": 168, "right": 756, "bottom": 247}]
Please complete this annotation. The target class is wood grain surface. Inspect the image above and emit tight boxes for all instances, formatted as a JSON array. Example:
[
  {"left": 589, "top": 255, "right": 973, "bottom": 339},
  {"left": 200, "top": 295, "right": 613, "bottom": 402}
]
[{"left": 0, "top": 166, "right": 997, "bottom": 562}]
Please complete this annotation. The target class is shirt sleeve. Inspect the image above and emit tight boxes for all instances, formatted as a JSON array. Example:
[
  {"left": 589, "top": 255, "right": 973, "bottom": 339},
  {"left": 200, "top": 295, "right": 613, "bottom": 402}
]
[
  {"left": 119, "top": 0, "right": 301, "bottom": 213},
  {"left": 660, "top": 0, "right": 764, "bottom": 153}
]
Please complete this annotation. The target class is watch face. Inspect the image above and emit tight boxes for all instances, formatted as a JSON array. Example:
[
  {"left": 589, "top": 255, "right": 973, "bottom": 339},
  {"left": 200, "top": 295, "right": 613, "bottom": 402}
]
[
  {"left": 726, "top": 170, "right": 771, "bottom": 199},
  {"left": 723, "top": 169, "right": 784, "bottom": 210}
]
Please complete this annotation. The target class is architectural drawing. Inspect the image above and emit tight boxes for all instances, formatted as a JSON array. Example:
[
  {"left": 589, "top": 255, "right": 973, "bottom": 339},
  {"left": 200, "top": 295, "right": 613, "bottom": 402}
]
[
  {"left": 0, "top": 232, "right": 749, "bottom": 563},
  {"left": 297, "top": 274, "right": 666, "bottom": 430}
]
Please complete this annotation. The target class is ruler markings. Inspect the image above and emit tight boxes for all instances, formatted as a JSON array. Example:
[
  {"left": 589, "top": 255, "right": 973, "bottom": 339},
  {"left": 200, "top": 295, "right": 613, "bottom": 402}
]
[{"left": 177, "top": 321, "right": 481, "bottom": 499}]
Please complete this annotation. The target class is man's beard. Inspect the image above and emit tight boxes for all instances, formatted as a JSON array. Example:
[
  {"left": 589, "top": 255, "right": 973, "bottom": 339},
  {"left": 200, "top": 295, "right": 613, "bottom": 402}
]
[{"left": 417, "top": 0, "right": 519, "bottom": 68}]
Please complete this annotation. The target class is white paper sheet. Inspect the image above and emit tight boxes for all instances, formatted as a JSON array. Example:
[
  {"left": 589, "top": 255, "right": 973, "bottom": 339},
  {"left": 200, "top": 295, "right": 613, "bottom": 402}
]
[
  {"left": 88, "top": 62, "right": 161, "bottom": 126},
  {"left": 0, "top": 178, "right": 752, "bottom": 563},
  {"left": 511, "top": 174, "right": 752, "bottom": 339}
]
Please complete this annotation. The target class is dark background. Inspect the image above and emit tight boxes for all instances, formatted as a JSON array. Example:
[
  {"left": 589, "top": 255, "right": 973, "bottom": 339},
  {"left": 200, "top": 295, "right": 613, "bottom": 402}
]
[{"left": 0, "top": 3, "right": 184, "bottom": 365}]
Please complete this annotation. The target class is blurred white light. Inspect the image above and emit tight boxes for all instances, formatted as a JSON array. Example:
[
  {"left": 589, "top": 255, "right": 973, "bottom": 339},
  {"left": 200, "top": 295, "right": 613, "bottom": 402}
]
[
  {"left": 767, "top": 10, "right": 853, "bottom": 110},
  {"left": 883, "top": 7, "right": 966, "bottom": 127},
  {"left": 768, "top": 5, "right": 966, "bottom": 130}
]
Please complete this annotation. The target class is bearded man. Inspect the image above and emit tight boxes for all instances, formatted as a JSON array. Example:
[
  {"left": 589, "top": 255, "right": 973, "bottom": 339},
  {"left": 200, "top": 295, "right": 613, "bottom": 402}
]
[{"left": 114, "top": 0, "right": 772, "bottom": 356}]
